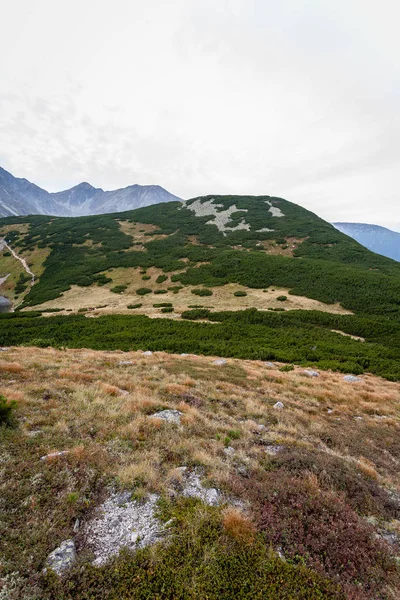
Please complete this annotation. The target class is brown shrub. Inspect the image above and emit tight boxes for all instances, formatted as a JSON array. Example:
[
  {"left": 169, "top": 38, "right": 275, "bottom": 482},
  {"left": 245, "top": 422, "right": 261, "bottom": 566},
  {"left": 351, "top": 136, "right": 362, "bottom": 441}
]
[
  {"left": 222, "top": 507, "right": 256, "bottom": 545},
  {"left": 0, "top": 361, "right": 25, "bottom": 374}
]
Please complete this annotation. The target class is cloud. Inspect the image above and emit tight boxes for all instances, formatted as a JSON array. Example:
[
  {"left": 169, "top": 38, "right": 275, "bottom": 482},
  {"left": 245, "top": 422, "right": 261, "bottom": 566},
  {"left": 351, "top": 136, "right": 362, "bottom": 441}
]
[{"left": 0, "top": 0, "right": 399, "bottom": 227}]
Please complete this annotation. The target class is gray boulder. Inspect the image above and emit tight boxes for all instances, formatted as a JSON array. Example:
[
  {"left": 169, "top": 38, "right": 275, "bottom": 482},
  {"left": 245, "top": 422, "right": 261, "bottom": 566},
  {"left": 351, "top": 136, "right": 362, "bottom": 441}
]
[
  {"left": 273, "top": 401, "right": 284, "bottom": 410},
  {"left": 150, "top": 409, "right": 183, "bottom": 425},
  {"left": 45, "top": 539, "right": 76, "bottom": 575},
  {"left": 303, "top": 369, "right": 319, "bottom": 377},
  {"left": 343, "top": 375, "right": 362, "bottom": 383}
]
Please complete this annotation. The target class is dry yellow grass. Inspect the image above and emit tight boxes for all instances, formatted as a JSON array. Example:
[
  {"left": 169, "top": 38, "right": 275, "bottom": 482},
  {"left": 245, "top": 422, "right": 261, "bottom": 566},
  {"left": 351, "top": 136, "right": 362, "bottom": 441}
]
[
  {"left": 0, "top": 345, "right": 399, "bottom": 494},
  {"left": 24, "top": 276, "right": 352, "bottom": 317}
]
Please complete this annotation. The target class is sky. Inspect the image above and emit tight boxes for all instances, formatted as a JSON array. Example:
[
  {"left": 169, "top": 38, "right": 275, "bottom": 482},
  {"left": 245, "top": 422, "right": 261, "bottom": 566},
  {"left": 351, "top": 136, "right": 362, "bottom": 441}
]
[{"left": 1, "top": 0, "right": 400, "bottom": 230}]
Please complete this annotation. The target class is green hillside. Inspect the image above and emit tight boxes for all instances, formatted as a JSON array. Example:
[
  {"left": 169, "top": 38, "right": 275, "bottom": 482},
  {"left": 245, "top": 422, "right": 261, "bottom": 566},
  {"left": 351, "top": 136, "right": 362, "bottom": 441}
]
[{"left": 1, "top": 195, "right": 400, "bottom": 378}]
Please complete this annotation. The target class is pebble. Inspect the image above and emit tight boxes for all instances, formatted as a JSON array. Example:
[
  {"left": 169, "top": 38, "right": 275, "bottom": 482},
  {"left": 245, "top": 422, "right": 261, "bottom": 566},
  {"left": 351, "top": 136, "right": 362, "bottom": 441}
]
[
  {"left": 143, "top": 351, "right": 153, "bottom": 356},
  {"left": 273, "top": 401, "right": 284, "bottom": 410},
  {"left": 343, "top": 375, "right": 362, "bottom": 383}
]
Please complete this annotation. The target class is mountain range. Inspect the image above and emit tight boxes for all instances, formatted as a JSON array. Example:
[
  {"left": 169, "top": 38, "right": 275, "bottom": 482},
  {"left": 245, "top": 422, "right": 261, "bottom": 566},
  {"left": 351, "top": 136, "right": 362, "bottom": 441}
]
[
  {"left": 333, "top": 222, "right": 400, "bottom": 262},
  {"left": 0, "top": 166, "right": 181, "bottom": 217}
]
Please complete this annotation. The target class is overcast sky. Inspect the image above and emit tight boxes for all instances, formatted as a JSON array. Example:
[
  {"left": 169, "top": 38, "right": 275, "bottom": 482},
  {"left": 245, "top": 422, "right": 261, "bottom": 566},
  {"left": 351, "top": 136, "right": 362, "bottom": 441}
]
[{"left": 1, "top": 0, "right": 400, "bottom": 230}]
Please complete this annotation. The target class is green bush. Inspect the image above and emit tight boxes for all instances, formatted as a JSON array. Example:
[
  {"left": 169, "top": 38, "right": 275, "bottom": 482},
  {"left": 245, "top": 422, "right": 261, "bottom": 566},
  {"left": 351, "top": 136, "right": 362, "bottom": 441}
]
[
  {"left": 161, "top": 307, "right": 174, "bottom": 313},
  {"left": 154, "top": 289, "right": 168, "bottom": 295},
  {"left": 234, "top": 291, "right": 247, "bottom": 297},
  {"left": 191, "top": 288, "right": 213, "bottom": 297},
  {"left": 168, "top": 286, "right": 183, "bottom": 293},
  {"left": 127, "top": 303, "right": 142, "bottom": 309},
  {"left": 153, "top": 303, "right": 173, "bottom": 308},
  {"left": 0, "top": 394, "right": 17, "bottom": 427},
  {"left": 277, "top": 295, "right": 287, "bottom": 301},
  {"left": 156, "top": 275, "right": 168, "bottom": 284},
  {"left": 142, "top": 275, "right": 151, "bottom": 281},
  {"left": 111, "top": 285, "right": 128, "bottom": 294},
  {"left": 136, "top": 288, "right": 152, "bottom": 296}
]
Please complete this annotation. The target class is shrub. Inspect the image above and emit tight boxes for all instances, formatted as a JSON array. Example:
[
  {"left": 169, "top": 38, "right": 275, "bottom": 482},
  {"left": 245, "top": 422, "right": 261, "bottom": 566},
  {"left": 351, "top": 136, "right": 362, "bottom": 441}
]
[
  {"left": 77, "top": 308, "right": 88, "bottom": 313},
  {"left": 234, "top": 291, "right": 247, "bottom": 297},
  {"left": 277, "top": 295, "right": 287, "bottom": 301},
  {"left": 127, "top": 303, "right": 142, "bottom": 309},
  {"left": 191, "top": 288, "right": 213, "bottom": 297},
  {"left": 136, "top": 288, "right": 152, "bottom": 296},
  {"left": 154, "top": 290, "right": 168, "bottom": 295},
  {"left": 142, "top": 275, "right": 151, "bottom": 281},
  {"left": 279, "top": 364, "right": 294, "bottom": 372},
  {"left": 111, "top": 285, "right": 128, "bottom": 294},
  {"left": 168, "top": 286, "right": 183, "bottom": 294},
  {"left": 156, "top": 275, "right": 168, "bottom": 284},
  {"left": 0, "top": 394, "right": 17, "bottom": 427},
  {"left": 153, "top": 303, "right": 173, "bottom": 308},
  {"left": 181, "top": 309, "right": 211, "bottom": 320},
  {"left": 43, "top": 499, "right": 342, "bottom": 599},
  {"left": 234, "top": 473, "right": 398, "bottom": 598},
  {"left": 161, "top": 307, "right": 174, "bottom": 313}
]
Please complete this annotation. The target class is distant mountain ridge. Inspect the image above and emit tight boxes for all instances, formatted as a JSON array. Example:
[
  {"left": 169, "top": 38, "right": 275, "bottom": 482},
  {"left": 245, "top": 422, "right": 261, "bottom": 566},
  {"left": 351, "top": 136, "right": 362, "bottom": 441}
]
[
  {"left": 0, "top": 166, "right": 181, "bottom": 217},
  {"left": 333, "top": 222, "right": 400, "bottom": 262}
]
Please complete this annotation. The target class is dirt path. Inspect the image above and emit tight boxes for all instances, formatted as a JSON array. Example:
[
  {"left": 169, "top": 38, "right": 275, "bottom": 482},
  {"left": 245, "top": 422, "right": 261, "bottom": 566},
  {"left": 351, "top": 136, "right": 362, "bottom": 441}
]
[{"left": 1, "top": 239, "right": 35, "bottom": 285}]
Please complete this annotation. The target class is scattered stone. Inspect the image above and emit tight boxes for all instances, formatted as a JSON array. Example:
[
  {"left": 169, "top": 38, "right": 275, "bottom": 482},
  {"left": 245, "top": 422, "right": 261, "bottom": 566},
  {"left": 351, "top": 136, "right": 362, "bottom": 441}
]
[
  {"left": 45, "top": 539, "right": 76, "bottom": 575},
  {"left": 213, "top": 359, "right": 227, "bottom": 366},
  {"left": 149, "top": 409, "right": 183, "bottom": 425},
  {"left": 303, "top": 369, "right": 319, "bottom": 378},
  {"left": 327, "top": 408, "right": 334, "bottom": 414},
  {"left": 354, "top": 416, "right": 363, "bottom": 421},
  {"left": 264, "top": 362, "right": 275, "bottom": 368},
  {"left": 119, "top": 360, "right": 134, "bottom": 365},
  {"left": 118, "top": 389, "right": 129, "bottom": 396},
  {"left": 264, "top": 445, "right": 283, "bottom": 455},
  {"left": 181, "top": 470, "right": 221, "bottom": 506},
  {"left": 343, "top": 375, "right": 362, "bottom": 383},
  {"left": 223, "top": 446, "right": 235, "bottom": 457},
  {"left": 0, "top": 347, "right": 9, "bottom": 352},
  {"left": 180, "top": 353, "right": 189, "bottom": 357},
  {"left": 27, "top": 430, "right": 42, "bottom": 437},
  {"left": 73, "top": 519, "right": 80, "bottom": 533},
  {"left": 143, "top": 351, "right": 153, "bottom": 356},
  {"left": 84, "top": 492, "right": 162, "bottom": 566},
  {"left": 40, "top": 450, "right": 70, "bottom": 461},
  {"left": 273, "top": 401, "right": 284, "bottom": 410}
]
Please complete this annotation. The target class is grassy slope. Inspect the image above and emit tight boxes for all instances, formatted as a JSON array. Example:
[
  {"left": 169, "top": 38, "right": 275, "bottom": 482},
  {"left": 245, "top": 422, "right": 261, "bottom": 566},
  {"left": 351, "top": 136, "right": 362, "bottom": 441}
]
[
  {"left": 1, "top": 195, "right": 400, "bottom": 379},
  {"left": 1, "top": 347, "right": 399, "bottom": 599}
]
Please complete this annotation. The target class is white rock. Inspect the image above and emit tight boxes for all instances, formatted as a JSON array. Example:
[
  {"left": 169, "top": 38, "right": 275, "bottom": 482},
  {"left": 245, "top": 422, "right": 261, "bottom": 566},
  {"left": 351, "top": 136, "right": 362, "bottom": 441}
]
[
  {"left": 303, "top": 369, "right": 319, "bottom": 377},
  {"left": 149, "top": 409, "right": 183, "bottom": 425},
  {"left": 84, "top": 492, "right": 161, "bottom": 566},
  {"left": 40, "top": 450, "right": 70, "bottom": 461},
  {"left": 213, "top": 359, "right": 227, "bottom": 366},
  {"left": 45, "top": 539, "right": 76, "bottom": 575},
  {"left": 223, "top": 446, "right": 235, "bottom": 457},
  {"left": 343, "top": 375, "right": 362, "bottom": 382},
  {"left": 119, "top": 360, "right": 134, "bottom": 365},
  {"left": 273, "top": 401, "right": 284, "bottom": 410},
  {"left": 264, "top": 445, "right": 283, "bottom": 455},
  {"left": 143, "top": 351, "right": 153, "bottom": 356},
  {"left": 264, "top": 362, "right": 275, "bottom": 368}
]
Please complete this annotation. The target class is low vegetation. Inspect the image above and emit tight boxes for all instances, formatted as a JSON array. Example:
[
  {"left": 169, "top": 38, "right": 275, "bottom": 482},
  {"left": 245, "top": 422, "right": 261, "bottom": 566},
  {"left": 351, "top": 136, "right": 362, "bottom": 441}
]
[{"left": 0, "top": 346, "right": 399, "bottom": 599}]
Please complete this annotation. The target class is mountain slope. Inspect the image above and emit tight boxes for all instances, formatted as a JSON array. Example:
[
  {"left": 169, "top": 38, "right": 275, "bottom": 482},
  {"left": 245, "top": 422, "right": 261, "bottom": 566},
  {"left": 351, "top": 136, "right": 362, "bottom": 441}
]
[
  {"left": 0, "top": 166, "right": 181, "bottom": 217},
  {"left": 333, "top": 222, "right": 400, "bottom": 262},
  {"left": 1, "top": 195, "right": 400, "bottom": 379}
]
